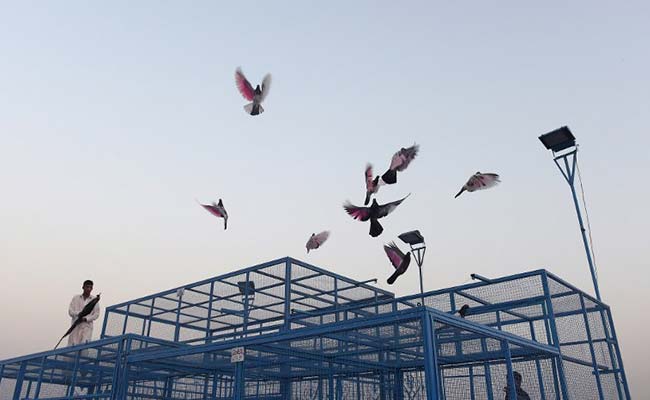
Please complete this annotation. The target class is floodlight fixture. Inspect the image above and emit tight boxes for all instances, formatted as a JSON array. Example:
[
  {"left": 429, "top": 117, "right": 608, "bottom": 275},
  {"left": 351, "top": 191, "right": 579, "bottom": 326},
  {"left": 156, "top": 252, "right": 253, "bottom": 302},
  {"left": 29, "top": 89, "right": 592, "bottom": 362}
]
[{"left": 539, "top": 126, "right": 576, "bottom": 153}]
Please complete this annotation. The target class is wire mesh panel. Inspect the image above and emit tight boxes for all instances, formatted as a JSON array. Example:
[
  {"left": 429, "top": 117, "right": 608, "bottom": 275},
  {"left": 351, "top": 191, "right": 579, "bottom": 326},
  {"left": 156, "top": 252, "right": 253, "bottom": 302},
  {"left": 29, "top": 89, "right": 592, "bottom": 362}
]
[{"left": 1, "top": 260, "right": 631, "bottom": 399}]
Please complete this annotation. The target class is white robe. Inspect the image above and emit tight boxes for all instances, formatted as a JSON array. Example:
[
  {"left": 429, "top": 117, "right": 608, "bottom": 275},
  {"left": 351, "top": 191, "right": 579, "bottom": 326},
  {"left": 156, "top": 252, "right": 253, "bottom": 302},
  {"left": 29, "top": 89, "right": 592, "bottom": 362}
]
[{"left": 67, "top": 294, "right": 100, "bottom": 346}]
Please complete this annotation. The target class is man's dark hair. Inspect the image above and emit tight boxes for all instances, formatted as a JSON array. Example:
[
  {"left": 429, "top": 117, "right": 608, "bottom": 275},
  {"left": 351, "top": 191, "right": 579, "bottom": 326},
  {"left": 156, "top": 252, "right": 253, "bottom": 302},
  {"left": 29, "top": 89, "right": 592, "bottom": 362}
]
[
  {"left": 513, "top": 371, "right": 522, "bottom": 382},
  {"left": 83, "top": 280, "right": 94, "bottom": 287}
]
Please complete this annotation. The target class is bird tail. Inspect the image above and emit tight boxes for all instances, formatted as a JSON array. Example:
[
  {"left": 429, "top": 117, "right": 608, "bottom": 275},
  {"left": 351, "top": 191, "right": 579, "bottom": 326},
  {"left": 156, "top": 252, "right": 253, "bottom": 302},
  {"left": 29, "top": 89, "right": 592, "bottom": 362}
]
[
  {"left": 364, "top": 191, "right": 371, "bottom": 205},
  {"left": 454, "top": 188, "right": 465, "bottom": 198},
  {"left": 387, "top": 270, "right": 400, "bottom": 285},
  {"left": 369, "top": 218, "right": 384, "bottom": 237},
  {"left": 244, "top": 103, "right": 264, "bottom": 115},
  {"left": 224, "top": 217, "right": 228, "bottom": 230},
  {"left": 381, "top": 169, "right": 397, "bottom": 185}
]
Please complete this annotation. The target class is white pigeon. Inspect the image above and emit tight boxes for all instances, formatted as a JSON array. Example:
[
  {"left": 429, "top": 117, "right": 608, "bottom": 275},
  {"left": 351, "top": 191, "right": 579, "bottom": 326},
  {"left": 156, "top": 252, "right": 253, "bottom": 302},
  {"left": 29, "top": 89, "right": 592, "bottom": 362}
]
[
  {"left": 455, "top": 172, "right": 501, "bottom": 198},
  {"left": 235, "top": 67, "right": 271, "bottom": 116},
  {"left": 306, "top": 231, "right": 330, "bottom": 253}
]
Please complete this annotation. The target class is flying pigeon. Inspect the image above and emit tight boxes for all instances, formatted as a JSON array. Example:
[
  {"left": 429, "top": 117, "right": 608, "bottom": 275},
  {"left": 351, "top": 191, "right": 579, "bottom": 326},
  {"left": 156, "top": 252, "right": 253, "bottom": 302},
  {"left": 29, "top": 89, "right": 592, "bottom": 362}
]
[
  {"left": 54, "top": 294, "right": 101, "bottom": 349},
  {"left": 235, "top": 67, "right": 271, "bottom": 116},
  {"left": 381, "top": 144, "right": 419, "bottom": 185},
  {"left": 458, "top": 304, "right": 470, "bottom": 318},
  {"left": 306, "top": 231, "right": 330, "bottom": 253},
  {"left": 384, "top": 242, "right": 411, "bottom": 284},
  {"left": 343, "top": 194, "right": 410, "bottom": 237},
  {"left": 364, "top": 163, "right": 382, "bottom": 205},
  {"left": 198, "top": 199, "right": 229, "bottom": 229},
  {"left": 455, "top": 172, "right": 501, "bottom": 198}
]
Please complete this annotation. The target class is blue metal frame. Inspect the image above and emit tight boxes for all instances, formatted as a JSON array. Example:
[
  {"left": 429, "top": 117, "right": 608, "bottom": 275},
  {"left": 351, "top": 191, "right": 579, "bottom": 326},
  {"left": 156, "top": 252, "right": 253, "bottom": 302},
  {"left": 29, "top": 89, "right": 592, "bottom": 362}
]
[{"left": 0, "top": 257, "right": 631, "bottom": 399}]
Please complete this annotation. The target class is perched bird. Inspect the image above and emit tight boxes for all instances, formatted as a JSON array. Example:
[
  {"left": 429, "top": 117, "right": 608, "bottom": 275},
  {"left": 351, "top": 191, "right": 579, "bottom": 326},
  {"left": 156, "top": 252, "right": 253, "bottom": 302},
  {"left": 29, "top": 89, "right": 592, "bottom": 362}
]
[
  {"left": 198, "top": 199, "right": 229, "bottom": 229},
  {"left": 455, "top": 172, "right": 501, "bottom": 198},
  {"left": 364, "top": 163, "right": 382, "bottom": 205},
  {"left": 384, "top": 242, "right": 411, "bottom": 285},
  {"left": 343, "top": 194, "right": 410, "bottom": 237},
  {"left": 381, "top": 144, "right": 419, "bottom": 185},
  {"left": 458, "top": 304, "right": 470, "bottom": 318},
  {"left": 235, "top": 67, "right": 271, "bottom": 116},
  {"left": 306, "top": 231, "right": 330, "bottom": 253}
]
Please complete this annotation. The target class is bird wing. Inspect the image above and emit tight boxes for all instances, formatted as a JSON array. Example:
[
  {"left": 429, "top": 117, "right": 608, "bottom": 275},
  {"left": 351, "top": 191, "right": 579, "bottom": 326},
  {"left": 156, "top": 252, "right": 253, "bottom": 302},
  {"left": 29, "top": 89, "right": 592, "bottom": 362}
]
[
  {"left": 388, "top": 149, "right": 405, "bottom": 170},
  {"left": 365, "top": 164, "right": 374, "bottom": 190},
  {"left": 314, "top": 230, "right": 330, "bottom": 245},
  {"left": 467, "top": 173, "right": 500, "bottom": 191},
  {"left": 395, "top": 144, "right": 419, "bottom": 171},
  {"left": 260, "top": 73, "right": 272, "bottom": 101},
  {"left": 78, "top": 295, "right": 101, "bottom": 318},
  {"left": 343, "top": 202, "right": 371, "bottom": 221},
  {"left": 384, "top": 242, "right": 405, "bottom": 269},
  {"left": 307, "top": 231, "right": 330, "bottom": 250},
  {"left": 235, "top": 68, "right": 255, "bottom": 101},
  {"left": 376, "top": 193, "right": 410, "bottom": 219},
  {"left": 200, "top": 203, "right": 225, "bottom": 218}
]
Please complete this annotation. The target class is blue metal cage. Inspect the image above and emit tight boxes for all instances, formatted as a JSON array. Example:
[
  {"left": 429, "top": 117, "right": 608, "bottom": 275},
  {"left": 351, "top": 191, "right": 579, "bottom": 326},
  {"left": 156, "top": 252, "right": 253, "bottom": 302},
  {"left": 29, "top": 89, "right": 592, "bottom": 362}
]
[{"left": 0, "top": 257, "right": 631, "bottom": 399}]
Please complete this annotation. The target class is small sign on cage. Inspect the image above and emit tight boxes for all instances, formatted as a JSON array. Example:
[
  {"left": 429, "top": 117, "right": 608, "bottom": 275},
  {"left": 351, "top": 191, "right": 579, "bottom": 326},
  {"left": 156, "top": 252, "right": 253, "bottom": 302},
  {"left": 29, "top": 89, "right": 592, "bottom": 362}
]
[{"left": 231, "top": 347, "right": 245, "bottom": 363}]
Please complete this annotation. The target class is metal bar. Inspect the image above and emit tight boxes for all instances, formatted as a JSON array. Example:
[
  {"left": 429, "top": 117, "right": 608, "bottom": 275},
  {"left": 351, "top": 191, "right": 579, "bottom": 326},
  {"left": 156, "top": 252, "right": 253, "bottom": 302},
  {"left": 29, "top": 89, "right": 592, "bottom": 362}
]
[
  {"left": 422, "top": 311, "right": 440, "bottom": 400},
  {"left": 605, "top": 308, "right": 631, "bottom": 399},
  {"left": 580, "top": 294, "right": 605, "bottom": 399},
  {"left": 284, "top": 259, "right": 292, "bottom": 332},
  {"left": 542, "top": 272, "right": 570, "bottom": 399},
  {"left": 554, "top": 151, "right": 602, "bottom": 301},
  {"left": 503, "top": 341, "right": 517, "bottom": 400},
  {"left": 11, "top": 361, "right": 26, "bottom": 400}
]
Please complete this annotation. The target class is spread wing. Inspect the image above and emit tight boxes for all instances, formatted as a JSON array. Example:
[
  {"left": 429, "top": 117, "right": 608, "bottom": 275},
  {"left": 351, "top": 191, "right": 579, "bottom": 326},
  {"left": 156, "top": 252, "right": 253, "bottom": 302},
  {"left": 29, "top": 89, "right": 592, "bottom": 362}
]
[
  {"left": 343, "top": 202, "right": 371, "bottom": 221},
  {"left": 467, "top": 173, "right": 500, "bottom": 191},
  {"left": 307, "top": 231, "right": 330, "bottom": 250},
  {"left": 200, "top": 203, "right": 225, "bottom": 218},
  {"left": 384, "top": 242, "right": 405, "bottom": 269},
  {"left": 376, "top": 193, "right": 410, "bottom": 219},
  {"left": 235, "top": 68, "right": 255, "bottom": 101},
  {"left": 395, "top": 144, "right": 419, "bottom": 171},
  {"left": 260, "top": 73, "right": 272, "bottom": 101}
]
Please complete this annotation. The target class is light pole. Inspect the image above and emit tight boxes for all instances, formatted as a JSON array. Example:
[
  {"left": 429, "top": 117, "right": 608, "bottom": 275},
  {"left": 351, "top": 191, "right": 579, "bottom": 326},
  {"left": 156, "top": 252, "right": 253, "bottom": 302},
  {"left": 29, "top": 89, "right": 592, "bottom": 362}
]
[
  {"left": 398, "top": 230, "right": 426, "bottom": 304},
  {"left": 539, "top": 126, "right": 601, "bottom": 301}
]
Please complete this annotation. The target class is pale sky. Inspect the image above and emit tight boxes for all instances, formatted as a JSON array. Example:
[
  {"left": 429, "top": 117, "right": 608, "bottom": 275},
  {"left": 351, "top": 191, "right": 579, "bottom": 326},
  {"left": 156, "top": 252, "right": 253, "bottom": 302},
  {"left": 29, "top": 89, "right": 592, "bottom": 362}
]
[{"left": 1, "top": 1, "right": 649, "bottom": 396}]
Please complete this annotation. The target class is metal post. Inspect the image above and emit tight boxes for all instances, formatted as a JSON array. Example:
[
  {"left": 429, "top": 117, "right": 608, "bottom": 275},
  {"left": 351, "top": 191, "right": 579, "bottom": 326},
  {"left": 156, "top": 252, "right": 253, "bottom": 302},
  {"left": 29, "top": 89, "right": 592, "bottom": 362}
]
[
  {"left": 605, "top": 308, "right": 632, "bottom": 399},
  {"left": 11, "top": 361, "right": 26, "bottom": 400},
  {"left": 422, "top": 311, "right": 440, "bottom": 400},
  {"left": 553, "top": 150, "right": 601, "bottom": 301},
  {"left": 409, "top": 245, "right": 426, "bottom": 304},
  {"left": 541, "top": 273, "right": 570, "bottom": 400},
  {"left": 503, "top": 342, "right": 517, "bottom": 400},
  {"left": 578, "top": 294, "right": 605, "bottom": 399}
]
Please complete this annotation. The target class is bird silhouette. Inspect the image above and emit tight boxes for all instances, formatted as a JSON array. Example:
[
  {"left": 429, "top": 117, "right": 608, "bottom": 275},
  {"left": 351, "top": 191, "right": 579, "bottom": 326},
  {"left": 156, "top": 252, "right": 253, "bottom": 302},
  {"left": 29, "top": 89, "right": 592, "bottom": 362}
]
[
  {"left": 343, "top": 194, "right": 410, "bottom": 237},
  {"left": 384, "top": 242, "right": 411, "bottom": 284}
]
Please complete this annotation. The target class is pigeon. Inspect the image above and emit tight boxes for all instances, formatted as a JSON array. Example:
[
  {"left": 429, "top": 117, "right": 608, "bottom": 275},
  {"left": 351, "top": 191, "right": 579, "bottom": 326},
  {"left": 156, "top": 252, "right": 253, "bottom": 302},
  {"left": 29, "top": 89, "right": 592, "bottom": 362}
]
[
  {"left": 364, "top": 163, "right": 382, "bottom": 205},
  {"left": 198, "top": 199, "right": 229, "bottom": 229},
  {"left": 306, "top": 231, "right": 330, "bottom": 253},
  {"left": 381, "top": 144, "right": 419, "bottom": 185},
  {"left": 384, "top": 242, "right": 411, "bottom": 284},
  {"left": 343, "top": 194, "right": 410, "bottom": 237},
  {"left": 455, "top": 172, "right": 501, "bottom": 198},
  {"left": 458, "top": 304, "right": 470, "bottom": 318},
  {"left": 235, "top": 67, "right": 271, "bottom": 116}
]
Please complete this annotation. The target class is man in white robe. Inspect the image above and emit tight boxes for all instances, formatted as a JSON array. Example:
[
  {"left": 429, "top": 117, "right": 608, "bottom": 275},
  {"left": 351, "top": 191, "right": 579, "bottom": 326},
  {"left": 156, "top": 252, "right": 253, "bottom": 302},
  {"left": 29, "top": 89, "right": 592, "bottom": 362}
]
[{"left": 67, "top": 280, "right": 100, "bottom": 347}]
